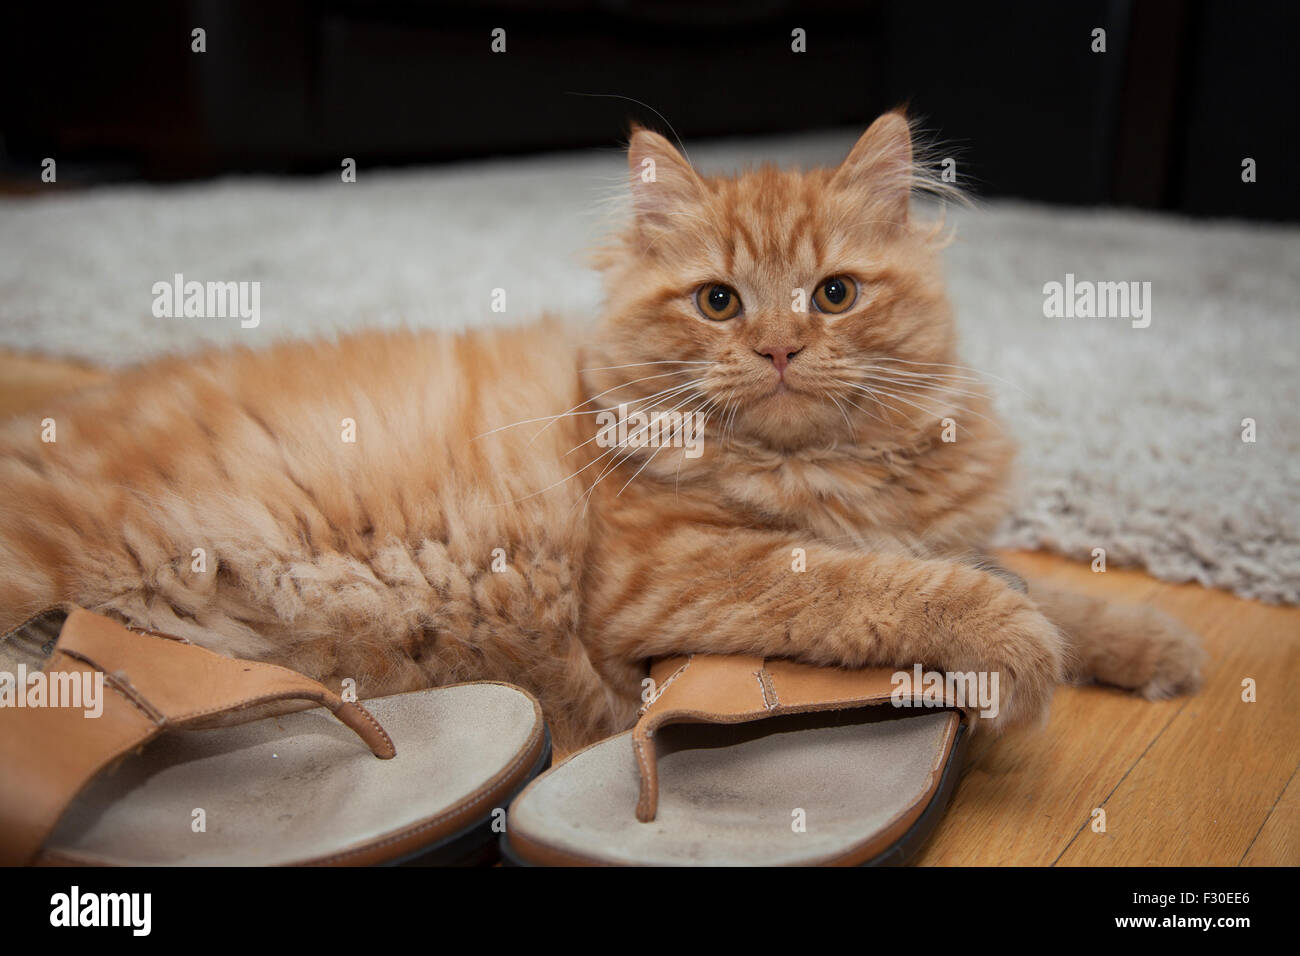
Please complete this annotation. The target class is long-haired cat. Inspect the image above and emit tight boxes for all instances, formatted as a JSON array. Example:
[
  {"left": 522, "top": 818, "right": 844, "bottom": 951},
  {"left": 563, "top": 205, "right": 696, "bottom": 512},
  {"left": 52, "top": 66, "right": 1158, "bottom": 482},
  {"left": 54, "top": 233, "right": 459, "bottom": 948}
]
[{"left": 0, "top": 112, "right": 1204, "bottom": 750}]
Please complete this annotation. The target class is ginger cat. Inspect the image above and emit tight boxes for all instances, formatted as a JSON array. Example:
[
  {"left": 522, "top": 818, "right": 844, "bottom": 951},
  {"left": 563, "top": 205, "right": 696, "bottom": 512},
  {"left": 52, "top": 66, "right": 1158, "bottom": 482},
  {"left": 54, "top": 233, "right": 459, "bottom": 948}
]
[{"left": 0, "top": 113, "right": 1204, "bottom": 749}]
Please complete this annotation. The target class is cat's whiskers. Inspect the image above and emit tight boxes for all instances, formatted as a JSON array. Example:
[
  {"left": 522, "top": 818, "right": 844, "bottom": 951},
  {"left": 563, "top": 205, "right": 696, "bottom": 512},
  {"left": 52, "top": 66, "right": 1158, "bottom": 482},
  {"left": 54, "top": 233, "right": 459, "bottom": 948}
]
[
  {"left": 676, "top": 392, "right": 726, "bottom": 491},
  {"left": 474, "top": 367, "right": 701, "bottom": 443},
  {"left": 560, "top": 378, "right": 708, "bottom": 458},
  {"left": 493, "top": 387, "right": 707, "bottom": 508},
  {"left": 725, "top": 390, "right": 743, "bottom": 439},
  {"left": 865, "top": 378, "right": 1001, "bottom": 428},
  {"left": 614, "top": 397, "right": 714, "bottom": 498},
  {"left": 839, "top": 380, "right": 936, "bottom": 431},
  {"left": 528, "top": 370, "right": 706, "bottom": 447},
  {"left": 859, "top": 365, "right": 988, "bottom": 387},
  {"left": 715, "top": 387, "right": 740, "bottom": 444},
  {"left": 572, "top": 389, "right": 711, "bottom": 511},
  {"left": 575, "top": 450, "right": 630, "bottom": 516},
  {"left": 837, "top": 356, "right": 1007, "bottom": 431},
  {"left": 835, "top": 390, "right": 895, "bottom": 433},
  {"left": 859, "top": 368, "right": 993, "bottom": 403},
  {"left": 869, "top": 356, "right": 1027, "bottom": 395},
  {"left": 579, "top": 360, "right": 713, "bottom": 373},
  {"left": 492, "top": 437, "right": 627, "bottom": 508},
  {"left": 838, "top": 378, "right": 993, "bottom": 436},
  {"left": 816, "top": 387, "right": 857, "bottom": 440}
]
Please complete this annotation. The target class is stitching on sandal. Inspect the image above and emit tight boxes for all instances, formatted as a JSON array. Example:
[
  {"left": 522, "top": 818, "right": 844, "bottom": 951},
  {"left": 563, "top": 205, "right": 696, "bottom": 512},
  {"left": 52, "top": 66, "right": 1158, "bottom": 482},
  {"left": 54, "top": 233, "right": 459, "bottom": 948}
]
[
  {"left": 336, "top": 701, "right": 396, "bottom": 754},
  {"left": 58, "top": 648, "right": 166, "bottom": 724}
]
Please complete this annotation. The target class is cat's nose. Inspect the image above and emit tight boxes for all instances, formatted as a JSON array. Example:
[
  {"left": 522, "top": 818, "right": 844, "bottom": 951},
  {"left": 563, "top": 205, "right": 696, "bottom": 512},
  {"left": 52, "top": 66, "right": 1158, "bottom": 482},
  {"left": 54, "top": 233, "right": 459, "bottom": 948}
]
[{"left": 755, "top": 345, "right": 803, "bottom": 374}]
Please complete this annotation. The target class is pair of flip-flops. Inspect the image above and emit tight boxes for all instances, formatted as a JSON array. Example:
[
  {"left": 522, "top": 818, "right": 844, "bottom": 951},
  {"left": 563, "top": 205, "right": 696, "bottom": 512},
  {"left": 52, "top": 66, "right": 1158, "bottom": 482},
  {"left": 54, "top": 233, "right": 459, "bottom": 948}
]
[{"left": 1, "top": 610, "right": 967, "bottom": 866}]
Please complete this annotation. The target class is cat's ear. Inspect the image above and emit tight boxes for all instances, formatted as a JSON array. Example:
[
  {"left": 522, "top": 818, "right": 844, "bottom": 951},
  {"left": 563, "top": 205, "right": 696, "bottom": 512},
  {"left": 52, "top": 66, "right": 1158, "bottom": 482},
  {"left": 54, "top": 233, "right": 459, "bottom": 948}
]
[
  {"left": 627, "top": 126, "right": 704, "bottom": 228},
  {"left": 830, "top": 111, "right": 914, "bottom": 223}
]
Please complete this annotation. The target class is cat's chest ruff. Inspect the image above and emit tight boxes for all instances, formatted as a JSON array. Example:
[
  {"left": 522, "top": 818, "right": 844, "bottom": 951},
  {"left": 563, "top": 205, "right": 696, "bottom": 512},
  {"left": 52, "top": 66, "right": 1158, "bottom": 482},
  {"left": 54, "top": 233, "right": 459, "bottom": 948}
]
[{"left": 719, "top": 445, "right": 927, "bottom": 533}]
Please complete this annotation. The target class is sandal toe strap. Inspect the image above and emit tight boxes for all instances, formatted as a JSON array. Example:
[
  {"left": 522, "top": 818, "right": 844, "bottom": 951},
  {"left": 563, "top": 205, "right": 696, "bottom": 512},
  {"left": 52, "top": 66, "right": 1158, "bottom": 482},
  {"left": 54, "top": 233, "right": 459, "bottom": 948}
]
[{"left": 0, "top": 608, "right": 395, "bottom": 865}]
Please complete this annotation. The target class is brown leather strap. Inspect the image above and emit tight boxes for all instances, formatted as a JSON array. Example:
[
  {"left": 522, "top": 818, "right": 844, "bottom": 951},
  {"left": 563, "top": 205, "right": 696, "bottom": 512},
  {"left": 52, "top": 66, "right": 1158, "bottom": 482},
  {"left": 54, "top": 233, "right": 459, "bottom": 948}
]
[
  {"left": 0, "top": 608, "right": 396, "bottom": 865},
  {"left": 632, "top": 654, "right": 958, "bottom": 822}
]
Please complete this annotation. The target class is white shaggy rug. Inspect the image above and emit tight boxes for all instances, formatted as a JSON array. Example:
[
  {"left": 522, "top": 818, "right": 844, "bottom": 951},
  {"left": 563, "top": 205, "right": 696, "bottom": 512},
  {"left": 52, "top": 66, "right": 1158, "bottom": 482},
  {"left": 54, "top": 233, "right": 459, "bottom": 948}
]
[{"left": 1, "top": 130, "right": 1297, "bottom": 603}]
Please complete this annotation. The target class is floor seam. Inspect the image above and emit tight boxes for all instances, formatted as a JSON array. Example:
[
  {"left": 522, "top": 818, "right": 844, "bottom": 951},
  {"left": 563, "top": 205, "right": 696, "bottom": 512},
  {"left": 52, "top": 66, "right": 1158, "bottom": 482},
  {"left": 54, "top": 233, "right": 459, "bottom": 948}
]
[
  {"left": 1236, "top": 758, "right": 1298, "bottom": 867},
  {"left": 1049, "top": 696, "right": 1188, "bottom": 866}
]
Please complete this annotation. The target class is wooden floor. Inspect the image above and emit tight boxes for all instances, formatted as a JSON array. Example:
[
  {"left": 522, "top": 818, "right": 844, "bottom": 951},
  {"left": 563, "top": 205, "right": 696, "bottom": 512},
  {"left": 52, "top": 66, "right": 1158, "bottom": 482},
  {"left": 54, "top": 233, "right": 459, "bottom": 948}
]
[
  {"left": 917, "top": 550, "right": 1298, "bottom": 866},
  {"left": 1, "top": 351, "right": 1295, "bottom": 866}
]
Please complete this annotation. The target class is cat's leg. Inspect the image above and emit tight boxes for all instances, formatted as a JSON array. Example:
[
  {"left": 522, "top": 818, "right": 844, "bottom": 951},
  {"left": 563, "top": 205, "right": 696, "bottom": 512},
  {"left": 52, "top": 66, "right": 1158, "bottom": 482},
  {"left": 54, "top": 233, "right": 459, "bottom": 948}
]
[
  {"left": 938, "top": 554, "right": 1204, "bottom": 697},
  {"left": 1026, "top": 580, "right": 1205, "bottom": 699},
  {"left": 588, "top": 526, "right": 1067, "bottom": 730}
]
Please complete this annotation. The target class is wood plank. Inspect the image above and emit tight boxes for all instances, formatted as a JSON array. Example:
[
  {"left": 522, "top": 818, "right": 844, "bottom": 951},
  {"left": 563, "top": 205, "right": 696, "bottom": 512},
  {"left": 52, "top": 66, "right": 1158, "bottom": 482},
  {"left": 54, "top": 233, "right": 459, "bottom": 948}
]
[
  {"left": 1241, "top": 763, "right": 1299, "bottom": 866},
  {"left": 916, "top": 684, "right": 1186, "bottom": 865},
  {"left": 1054, "top": 581, "right": 1299, "bottom": 865},
  {"left": 916, "top": 551, "right": 1176, "bottom": 865}
]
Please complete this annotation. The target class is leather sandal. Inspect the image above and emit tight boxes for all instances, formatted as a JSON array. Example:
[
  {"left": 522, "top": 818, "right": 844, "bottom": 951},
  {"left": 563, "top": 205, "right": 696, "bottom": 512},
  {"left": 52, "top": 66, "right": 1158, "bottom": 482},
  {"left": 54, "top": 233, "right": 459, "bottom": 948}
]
[
  {"left": 0, "top": 608, "right": 550, "bottom": 866},
  {"left": 501, "top": 654, "right": 967, "bottom": 866}
]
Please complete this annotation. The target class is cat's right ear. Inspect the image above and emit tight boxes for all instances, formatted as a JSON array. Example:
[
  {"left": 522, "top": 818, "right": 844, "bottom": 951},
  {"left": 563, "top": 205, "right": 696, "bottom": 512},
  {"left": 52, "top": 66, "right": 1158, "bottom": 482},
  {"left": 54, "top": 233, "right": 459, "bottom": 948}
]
[{"left": 627, "top": 126, "right": 703, "bottom": 230}]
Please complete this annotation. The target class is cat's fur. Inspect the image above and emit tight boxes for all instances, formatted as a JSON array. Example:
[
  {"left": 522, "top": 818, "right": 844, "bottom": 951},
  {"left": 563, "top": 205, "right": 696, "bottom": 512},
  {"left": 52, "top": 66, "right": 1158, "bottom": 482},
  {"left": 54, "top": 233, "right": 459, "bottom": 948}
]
[{"left": 0, "top": 113, "right": 1204, "bottom": 749}]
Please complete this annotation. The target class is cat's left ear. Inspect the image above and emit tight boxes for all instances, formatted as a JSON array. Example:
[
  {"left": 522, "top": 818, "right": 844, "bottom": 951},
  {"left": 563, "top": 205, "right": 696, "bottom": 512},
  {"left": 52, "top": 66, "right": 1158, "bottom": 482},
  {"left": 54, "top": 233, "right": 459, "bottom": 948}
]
[
  {"left": 830, "top": 111, "right": 913, "bottom": 223},
  {"left": 627, "top": 126, "right": 704, "bottom": 229}
]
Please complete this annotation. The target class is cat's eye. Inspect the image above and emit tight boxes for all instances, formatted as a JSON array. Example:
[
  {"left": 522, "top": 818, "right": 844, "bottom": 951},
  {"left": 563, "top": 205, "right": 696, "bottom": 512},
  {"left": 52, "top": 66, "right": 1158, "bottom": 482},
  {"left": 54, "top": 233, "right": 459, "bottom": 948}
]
[
  {"left": 812, "top": 276, "right": 858, "bottom": 314},
  {"left": 695, "top": 284, "right": 742, "bottom": 321}
]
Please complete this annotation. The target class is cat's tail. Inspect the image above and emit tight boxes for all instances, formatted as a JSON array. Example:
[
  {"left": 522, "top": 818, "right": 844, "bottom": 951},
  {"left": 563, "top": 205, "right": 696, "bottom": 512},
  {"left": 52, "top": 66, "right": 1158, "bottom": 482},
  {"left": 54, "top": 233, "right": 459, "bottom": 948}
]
[{"left": 1024, "top": 577, "right": 1206, "bottom": 700}]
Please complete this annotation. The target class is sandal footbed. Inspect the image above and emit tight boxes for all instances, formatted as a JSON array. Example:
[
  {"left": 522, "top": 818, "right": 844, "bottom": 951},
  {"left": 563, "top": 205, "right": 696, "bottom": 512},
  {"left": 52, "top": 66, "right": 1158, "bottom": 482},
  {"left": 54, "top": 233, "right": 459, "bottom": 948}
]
[
  {"left": 508, "top": 707, "right": 958, "bottom": 866},
  {"left": 44, "top": 683, "right": 541, "bottom": 865}
]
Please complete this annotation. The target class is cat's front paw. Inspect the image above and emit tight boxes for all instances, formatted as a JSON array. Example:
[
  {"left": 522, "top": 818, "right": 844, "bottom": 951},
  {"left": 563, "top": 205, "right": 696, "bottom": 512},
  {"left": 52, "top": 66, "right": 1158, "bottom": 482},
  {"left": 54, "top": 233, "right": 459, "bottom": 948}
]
[{"left": 955, "top": 594, "right": 1067, "bottom": 733}]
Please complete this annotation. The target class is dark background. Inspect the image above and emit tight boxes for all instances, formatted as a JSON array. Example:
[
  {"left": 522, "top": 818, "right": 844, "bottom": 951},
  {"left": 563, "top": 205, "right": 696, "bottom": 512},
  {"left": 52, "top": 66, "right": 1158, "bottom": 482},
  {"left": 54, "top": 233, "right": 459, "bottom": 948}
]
[{"left": 2, "top": 0, "right": 1295, "bottom": 220}]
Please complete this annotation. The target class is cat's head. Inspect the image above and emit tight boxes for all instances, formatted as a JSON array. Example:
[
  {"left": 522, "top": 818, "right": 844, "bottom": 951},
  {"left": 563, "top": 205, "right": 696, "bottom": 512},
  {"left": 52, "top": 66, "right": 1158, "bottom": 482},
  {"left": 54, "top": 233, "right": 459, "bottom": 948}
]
[{"left": 587, "top": 111, "right": 972, "bottom": 453}]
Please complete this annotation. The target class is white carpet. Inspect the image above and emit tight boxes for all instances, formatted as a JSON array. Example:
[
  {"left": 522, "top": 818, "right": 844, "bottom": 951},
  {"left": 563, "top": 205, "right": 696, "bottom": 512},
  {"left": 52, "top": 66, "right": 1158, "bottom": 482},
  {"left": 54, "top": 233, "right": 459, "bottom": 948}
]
[{"left": 2, "top": 130, "right": 1297, "bottom": 603}]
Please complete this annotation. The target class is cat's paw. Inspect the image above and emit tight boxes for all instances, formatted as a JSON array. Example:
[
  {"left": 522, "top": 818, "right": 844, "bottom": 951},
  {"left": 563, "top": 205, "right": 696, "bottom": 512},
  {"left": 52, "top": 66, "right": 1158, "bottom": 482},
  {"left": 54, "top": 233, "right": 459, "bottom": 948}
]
[{"left": 957, "top": 594, "right": 1067, "bottom": 733}]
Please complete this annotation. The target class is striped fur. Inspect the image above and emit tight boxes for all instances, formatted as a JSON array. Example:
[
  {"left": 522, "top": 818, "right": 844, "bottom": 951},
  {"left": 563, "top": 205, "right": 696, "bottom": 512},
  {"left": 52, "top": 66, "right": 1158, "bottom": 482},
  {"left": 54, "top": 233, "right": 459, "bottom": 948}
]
[{"left": 0, "top": 113, "right": 1202, "bottom": 749}]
